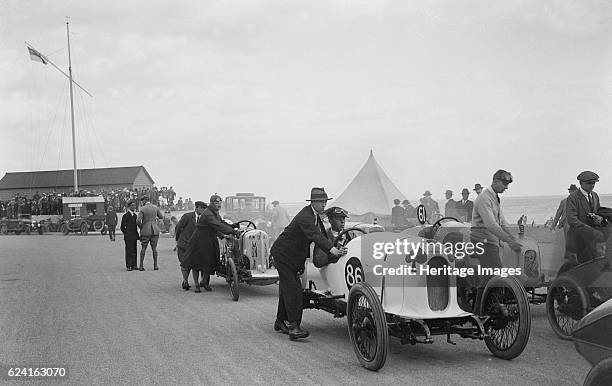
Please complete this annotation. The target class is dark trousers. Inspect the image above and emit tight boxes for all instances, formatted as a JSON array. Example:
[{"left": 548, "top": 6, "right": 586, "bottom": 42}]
[
  {"left": 276, "top": 260, "right": 303, "bottom": 324},
  {"left": 124, "top": 238, "right": 137, "bottom": 268},
  {"left": 108, "top": 226, "right": 116, "bottom": 240},
  {"left": 475, "top": 242, "right": 501, "bottom": 288}
]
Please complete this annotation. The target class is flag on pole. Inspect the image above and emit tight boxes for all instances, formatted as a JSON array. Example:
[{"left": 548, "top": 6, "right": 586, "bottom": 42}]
[{"left": 27, "top": 47, "right": 47, "bottom": 64}]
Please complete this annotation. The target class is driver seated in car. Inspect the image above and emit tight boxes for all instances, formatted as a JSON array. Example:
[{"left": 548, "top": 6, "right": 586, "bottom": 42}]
[{"left": 313, "top": 206, "right": 351, "bottom": 268}]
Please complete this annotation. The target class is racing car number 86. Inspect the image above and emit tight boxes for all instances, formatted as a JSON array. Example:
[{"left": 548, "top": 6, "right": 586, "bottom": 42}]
[{"left": 345, "top": 257, "right": 364, "bottom": 289}]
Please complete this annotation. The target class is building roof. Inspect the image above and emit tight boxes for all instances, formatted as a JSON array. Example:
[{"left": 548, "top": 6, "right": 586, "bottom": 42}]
[
  {"left": 331, "top": 151, "right": 407, "bottom": 215},
  {"left": 0, "top": 166, "right": 154, "bottom": 190}
]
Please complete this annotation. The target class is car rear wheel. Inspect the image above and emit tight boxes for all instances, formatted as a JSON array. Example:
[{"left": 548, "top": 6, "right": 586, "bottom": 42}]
[
  {"left": 25, "top": 227, "right": 31, "bottom": 235},
  {"left": 15, "top": 230, "right": 21, "bottom": 235},
  {"left": 546, "top": 275, "right": 588, "bottom": 340},
  {"left": 80, "top": 223, "right": 88, "bottom": 236},
  {"left": 93, "top": 220, "right": 104, "bottom": 232},
  {"left": 61, "top": 224, "right": 69, "bottom": 235},
  {"left": 226, "top": 257, "right": 239, "bottom": 301},
  {"left": 481, "top": 276, "right": 531, "bottom": 360},
  {"left": 584, "top": 357, "right": 612, "bottom": 386},
  {"left": 347, "top": 282, "right": 388, "bottom": 371}
]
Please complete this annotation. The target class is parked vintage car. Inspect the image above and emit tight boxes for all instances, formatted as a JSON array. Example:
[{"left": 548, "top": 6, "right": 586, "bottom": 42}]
[
  {"left": 216, "top": 220, "right": 278, "bottom": 301},
  {"left": 303, "top": 228, "right": 531, "bottom": 371},
  {"left": 572, "top": 298, "right": 612, "bottom": 385},
  {"left": 0, "top": 214, "right": 42, "bottom": 235}
]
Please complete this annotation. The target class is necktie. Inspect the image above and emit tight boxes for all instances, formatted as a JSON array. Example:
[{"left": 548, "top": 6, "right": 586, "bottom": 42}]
[
  {"left": 588, "top": 193, "right": 594, "bottom": 211},
  {"left": 316, "top": 215, "right": 325, "bottom": 234},
  {"left": 196, "top": 214, "right": 199, "bottom": 223}
]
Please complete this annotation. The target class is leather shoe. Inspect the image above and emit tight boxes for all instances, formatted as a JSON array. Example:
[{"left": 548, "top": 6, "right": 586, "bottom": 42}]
[
  {"left": 154, "top": 267, "right": 159, "bottom": 271},
  {"left": 182, "top": 281, "right": 190, "bottom": 291},
  {"left": 202, "top": 284, "right": 212, "bottom": 292},
  {"left": 288, "top": 323, "right": 309, "bottom": 340},
  {"left": 194, "top": 286, "right": 201, "bottom": 293},
  {"left": 274, "top": 319, "right": 289, "bottom": 334},
  {"left": 139, "top": 267, "right": 145, "bottom": 271},
  {"left": 127, "top": 267, "right": 132, "bottom": 271}
]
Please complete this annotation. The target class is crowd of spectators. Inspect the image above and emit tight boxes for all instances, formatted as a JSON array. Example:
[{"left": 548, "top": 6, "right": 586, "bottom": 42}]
[{"left": 0, "top": 185, "right": 194, "bottom": 218}]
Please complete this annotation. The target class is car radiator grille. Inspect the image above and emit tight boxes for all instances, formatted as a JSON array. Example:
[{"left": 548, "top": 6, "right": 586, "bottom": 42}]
[{"left": 426, "top": 256, "right": 450, "bottom": 311}]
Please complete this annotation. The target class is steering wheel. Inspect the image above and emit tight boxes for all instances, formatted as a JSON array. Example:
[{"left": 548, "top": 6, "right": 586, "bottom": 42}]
[
  {"left": 234, "top": 220, "right": 256, "bottom": 230},
  {"left": 430, "top": 216, "right": 461, "bottom": 239},
  {"left": 333, "top": 227, "right": 367, "bottom": 247}
]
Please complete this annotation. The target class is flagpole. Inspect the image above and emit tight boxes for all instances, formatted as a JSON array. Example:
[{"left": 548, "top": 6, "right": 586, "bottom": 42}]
[{"left": 66, "top": 19, "right": 78, "bottom": 193}]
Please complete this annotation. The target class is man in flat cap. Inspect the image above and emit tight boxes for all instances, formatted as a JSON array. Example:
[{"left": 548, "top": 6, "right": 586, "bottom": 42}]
[
  {"left": 456, "top": 188, "right": 474, "bottom": 222},
  {"left": 271, "top": 188, "right": 347, "bottom": 340},
  {"left": 566, "top": 171, "right": 607, "bottom": 262},
  {"left": 182, "top": 195, "right": 240, "bottom": 292},
  {"left": 120, "top": 199, "right": 140, "bottom": 271},
  {"left": 136, "top": 196, "right": 164, "bottom": 271},
  {"left": 175, "top": 201, "right": 208, "bottom": 291},
  {"left": 313, "top": 206, "right": 351, "bottom": 268},
  {"left": 470, "top": 170, "right": 523, "bottom": 312}
]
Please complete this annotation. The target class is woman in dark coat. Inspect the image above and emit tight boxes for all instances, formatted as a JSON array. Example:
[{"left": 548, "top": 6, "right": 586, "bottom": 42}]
[{"left": 182, "top": 195, "right": 239, "bottom": 292}]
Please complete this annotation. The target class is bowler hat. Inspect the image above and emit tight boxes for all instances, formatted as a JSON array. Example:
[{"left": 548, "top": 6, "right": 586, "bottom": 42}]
[
  {"left": 577, "top": 171, "right": 599, "bottom": 183},
  {"left": 272, "top": 200, "right": 280, "bottom": 205},
  {"left": 568, "top": 184, "right": 578, "bottom": 192},
  {"left": 307, "top": 187, "right": 332, "bottom": 201},
  {"left": 423, "top": 190, "right": 432, "bottom": 196},
  {"left": 325, "top": 206, "right": 348, "bottom": 218},
  {"left": 474, "top": 183, "right": 483, "bottom": 191},
  {"left": 461, "top": 188, "right": 470, "bottom": 195},
  {"left": 402, "top": 199, "right": 410, "bottom": 205}
]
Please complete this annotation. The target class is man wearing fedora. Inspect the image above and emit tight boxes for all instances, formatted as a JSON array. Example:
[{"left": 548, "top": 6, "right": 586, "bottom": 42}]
[
  {"left": 444, "top": 190, "right": 457, "bottom": 218},
  {"left": 271, "top": 187, "right": 347, "bottom": 340},
  {"left": 456, "top": 188, "right": 474, "bottom": 222},
  {"left": 566, "top": 171, "right": 608, "bottom": 263},
  {"left": 550, "top": 184, "right": 578, "bottom": 232},
  {"left": 420, "top": 190, "right": 439, "bottom": 223}
]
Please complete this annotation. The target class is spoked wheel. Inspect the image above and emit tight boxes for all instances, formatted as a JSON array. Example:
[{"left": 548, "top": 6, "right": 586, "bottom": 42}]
[
  {"left": 546, "top": 275, "right": 588, "bottom": 340},
  {"left": 61, "top": 224, "right": 70, "bottom": 235},
  {"left": 80, "top": 223, "right": 88, "bottom": 236},
  {"left": 480, "top": 276, "right": 531, "bottom": 360},
  {"left": 346, "top": 282, "right": 388, "bottom": 371},
  {"left": 226, "top": 257, "right": 239, "bottom": 301}
]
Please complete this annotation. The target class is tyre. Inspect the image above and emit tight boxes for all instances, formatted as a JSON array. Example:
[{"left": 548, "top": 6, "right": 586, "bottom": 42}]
[
  {"left": 546, "top": 275, "right": 588, "bottom": 340},
  {"left": 25, "top": 227, "right": 31, "bottom": 235},
  {"left": 15, "top": 230, "right": 21, "bottom": 235},
  {"left": 0, "top": 224, "right": 7, "bottom": 235},
  {"left": 226, "top": 257, "right": 239, "bottom": 301},
  {"left": 80, "top": 222, "right": 88, "bottom": 236},
  {"left": 92, "top": 220, "right": 104, "bottom": 232},
  {"left": 346, "top": 282, "right": 389, "bottom": 371},
  {"left": 583, "top": 357, "right": 612, "bottom": 386},
  {"left": 480, "top": 276, "right": 531, "bottom": 360},
  {"left": 61, "top": 224, "right": 70, "bottom": 235},
  {"left": 38, "top": 227, "right": 43, "bottom": 235}
]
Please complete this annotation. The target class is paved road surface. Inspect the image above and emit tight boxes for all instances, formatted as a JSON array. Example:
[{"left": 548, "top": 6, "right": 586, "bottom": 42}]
[{"left": 0, "top": 234, "right": 591, "bottom": 385}]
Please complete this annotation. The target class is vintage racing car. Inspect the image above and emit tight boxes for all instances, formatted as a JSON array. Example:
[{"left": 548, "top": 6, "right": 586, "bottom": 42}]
[
  {"left": 303, "top": 226, "right": 531, "bottom": 371},
  {"left": 0, "top": 214, "right": 43, "bottom": 235},
  {"left": 216, "top": 220, "right": 278, "bottom": 301}
]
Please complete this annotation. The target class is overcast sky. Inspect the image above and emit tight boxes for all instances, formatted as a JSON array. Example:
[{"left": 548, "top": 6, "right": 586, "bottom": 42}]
[{"left": 1, "top": 0, "right": 611, "bottom": 202}]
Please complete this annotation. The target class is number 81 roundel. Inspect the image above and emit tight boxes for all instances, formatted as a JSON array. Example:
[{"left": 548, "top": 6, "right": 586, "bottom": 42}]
[{"left": 345, "top": 257, "right": 364, "bottom": 290}]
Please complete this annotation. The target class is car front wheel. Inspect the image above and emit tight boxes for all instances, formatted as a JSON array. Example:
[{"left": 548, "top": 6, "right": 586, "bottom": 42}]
[
  {"left": 346, "top": 282, "right": 388, "bottom": 371},
  {"left": 481, "top": 276, "right": 531, "bottom": 360}
]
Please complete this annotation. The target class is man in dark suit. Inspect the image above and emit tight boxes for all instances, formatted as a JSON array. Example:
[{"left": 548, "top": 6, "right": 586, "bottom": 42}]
[
  {"left": 175, "top": 201, "right": 207, "bottom": 291},
  {"left": 566, "top": 171, "right": 607, "bottom": 263},
  {"left": 271, "top": 187, "right": 346, "bottom": 340},
  {"left": 105, "top": 205, "right": 118, "bottom": 241},
  {"left": 120, "top": 200, "right": 139, "bottom": 271},
  {"left": 182, "top": 195, "right": 240, "bottom": 292},
  {"left": 455, "top": 188, "right": 474, "bottom": 222}
]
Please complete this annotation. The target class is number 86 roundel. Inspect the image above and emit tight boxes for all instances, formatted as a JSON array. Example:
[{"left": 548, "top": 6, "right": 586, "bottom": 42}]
[{"left": 345, "top": 257, "right": 364, "bottom": 290}]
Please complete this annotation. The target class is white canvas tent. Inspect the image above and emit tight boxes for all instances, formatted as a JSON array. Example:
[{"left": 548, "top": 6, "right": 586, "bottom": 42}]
[{"left": 332, "top": 151, "right": 406, "bottom": 216}]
